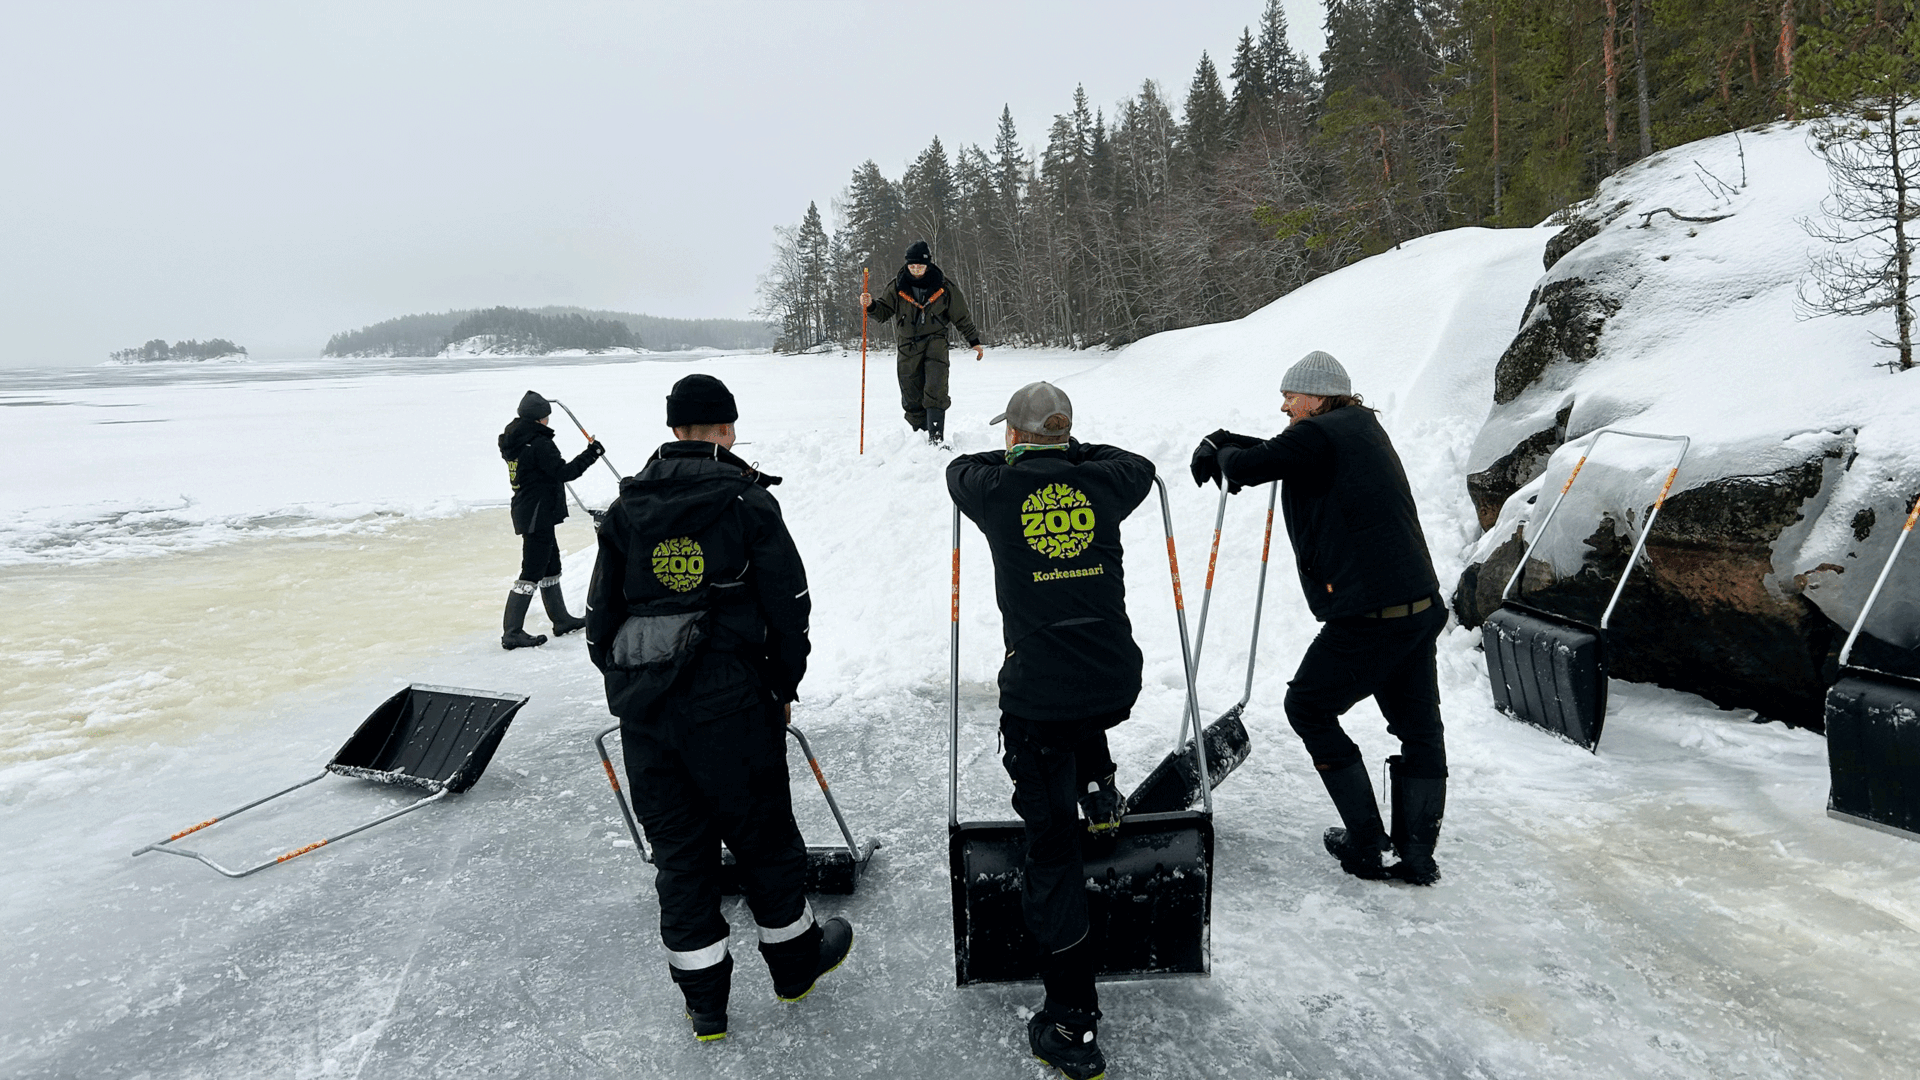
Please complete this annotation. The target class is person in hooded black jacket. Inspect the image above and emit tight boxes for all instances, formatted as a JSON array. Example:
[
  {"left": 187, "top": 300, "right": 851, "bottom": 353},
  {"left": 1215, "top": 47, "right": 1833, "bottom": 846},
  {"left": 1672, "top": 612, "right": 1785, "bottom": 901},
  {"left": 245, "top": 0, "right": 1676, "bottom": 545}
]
[
  {"left": 584, "top": 374, "right": 851, "bottom": 1043},
  {"left": 497, "top": 390, "right": 604, "bottom": 649},
  {"left": 946, "top": 381, "right": 1153, "bottom": 1080},
  {"left": 1189, "top": 350, "right": 1449, "bottom": 888},
  {"left": 860, "top": 239, "right": 983, "bottom": 443}
]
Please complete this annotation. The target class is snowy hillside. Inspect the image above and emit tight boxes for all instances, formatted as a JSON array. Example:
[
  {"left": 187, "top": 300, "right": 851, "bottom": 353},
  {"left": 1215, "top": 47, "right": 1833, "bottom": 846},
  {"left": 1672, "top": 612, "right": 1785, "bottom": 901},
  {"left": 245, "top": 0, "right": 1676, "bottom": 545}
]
[{"left": 5, "top": 182, "right": 1919, "bottom": 1077}]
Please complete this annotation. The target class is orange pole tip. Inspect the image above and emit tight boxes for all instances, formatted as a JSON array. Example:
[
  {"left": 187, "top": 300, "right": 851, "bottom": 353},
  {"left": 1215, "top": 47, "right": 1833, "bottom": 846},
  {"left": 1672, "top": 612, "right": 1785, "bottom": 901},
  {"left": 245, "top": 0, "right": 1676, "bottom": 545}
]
[
  {"left": 277, "top": 839, "right": 328, "bottom": 862},
  {"left": 169, "top": 818, "right": 219, "bottom": 841}
]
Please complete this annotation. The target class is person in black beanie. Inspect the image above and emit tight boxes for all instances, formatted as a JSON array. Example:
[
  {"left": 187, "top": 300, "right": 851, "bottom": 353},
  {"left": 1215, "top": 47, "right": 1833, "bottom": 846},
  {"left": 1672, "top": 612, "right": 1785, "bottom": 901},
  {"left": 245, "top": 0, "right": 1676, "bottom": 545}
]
[
  {"left": 497, "top": 390, "right": 604, "bottom": 649},
  {"left": 859, "top": 239, "right": 984, "bottom": 444},
  {"left": 585, "top": 373, "right": 852, "bottom": 1042}
]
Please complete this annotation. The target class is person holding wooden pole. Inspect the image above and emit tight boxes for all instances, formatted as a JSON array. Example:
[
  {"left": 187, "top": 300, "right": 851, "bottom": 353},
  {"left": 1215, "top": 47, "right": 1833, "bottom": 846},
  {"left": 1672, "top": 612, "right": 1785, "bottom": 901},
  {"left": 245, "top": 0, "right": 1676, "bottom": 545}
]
[{"left": 860, "top": 240, "right": 983, "bottom": 445}]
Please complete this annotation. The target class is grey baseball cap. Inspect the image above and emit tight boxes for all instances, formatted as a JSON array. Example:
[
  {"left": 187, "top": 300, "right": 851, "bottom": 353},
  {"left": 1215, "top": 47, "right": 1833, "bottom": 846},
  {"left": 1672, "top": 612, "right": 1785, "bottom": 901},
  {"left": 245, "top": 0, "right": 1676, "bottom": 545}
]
[
  {"left": 989, "top": 381, "right": 1073, "bottom": 434},
  {"left": 1281, "top": 350, "right": 1352, "bottom": 396}
]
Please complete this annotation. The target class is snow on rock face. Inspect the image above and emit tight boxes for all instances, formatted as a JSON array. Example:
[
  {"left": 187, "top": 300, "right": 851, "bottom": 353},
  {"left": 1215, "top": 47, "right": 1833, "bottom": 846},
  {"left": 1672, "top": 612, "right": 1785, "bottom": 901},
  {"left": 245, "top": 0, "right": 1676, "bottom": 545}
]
[{"left": 1455, "top": 122, "right": 1920, "bottom": 726}]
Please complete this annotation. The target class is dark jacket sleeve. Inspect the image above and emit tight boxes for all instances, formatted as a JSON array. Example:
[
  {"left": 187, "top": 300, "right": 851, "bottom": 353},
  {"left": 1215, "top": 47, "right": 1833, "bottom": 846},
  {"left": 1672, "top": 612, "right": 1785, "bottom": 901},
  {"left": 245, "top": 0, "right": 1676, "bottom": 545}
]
[
  {"left": 865, "top": 288, "right": 899, "bottom": 324},
  {"left": 745, "top": 490, "right": 812, "bottom": 702},
  {"left": 945, "top": 282, "right": 981, "bottom": 347},
  {"left": 1073, "top": 443, "right": 1155, "bottom": 516},
  {"left": 945, "top": 451, "right": 1002, "bottom": 522},
  {"left": 1218, "top": 423, "right": 1333, "bottom": 488},
  {"left": 560, "top": 444, "right": 598, "bottom": 483},
  {"left": 584, "top": 504, "right": 628, "bottom": 672}
]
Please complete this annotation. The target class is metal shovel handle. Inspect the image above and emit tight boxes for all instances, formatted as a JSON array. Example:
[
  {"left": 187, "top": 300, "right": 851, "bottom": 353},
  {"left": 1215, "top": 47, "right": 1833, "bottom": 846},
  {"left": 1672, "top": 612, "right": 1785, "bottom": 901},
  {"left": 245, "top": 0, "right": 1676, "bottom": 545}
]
[
  {"left": 1177, "top": 485, "right": 1231, "bottom": 748},
  {"left": 949, "top": 477, "right": 1211, "bottom": 823},
  {"left": 1500, "top": 428, "right": 1690, "bottom": 632},
  {"left": 547, "top": 398, "right": 625, "bottom": 482},
  {"left": 595, "top": 723, "right": 652, "bottom": 861},
  {"left": 1839, "top": 496, "right": 1920, "bottom": 669}
]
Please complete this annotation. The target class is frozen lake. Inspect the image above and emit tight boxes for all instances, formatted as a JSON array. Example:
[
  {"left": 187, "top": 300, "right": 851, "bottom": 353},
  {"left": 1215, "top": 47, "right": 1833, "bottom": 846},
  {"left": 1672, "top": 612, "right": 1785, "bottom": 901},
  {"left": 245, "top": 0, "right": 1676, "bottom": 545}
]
[{"left": 5, "top": 268, "right": 1918, "bottom": 1077}]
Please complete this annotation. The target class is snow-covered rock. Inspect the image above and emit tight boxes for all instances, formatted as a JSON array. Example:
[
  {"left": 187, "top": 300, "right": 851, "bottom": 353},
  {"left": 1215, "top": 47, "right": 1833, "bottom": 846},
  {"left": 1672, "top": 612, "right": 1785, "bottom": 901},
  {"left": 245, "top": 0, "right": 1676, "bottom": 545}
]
[{"left": 1455, "top": 122, "right": 1920, "bottom": 726}]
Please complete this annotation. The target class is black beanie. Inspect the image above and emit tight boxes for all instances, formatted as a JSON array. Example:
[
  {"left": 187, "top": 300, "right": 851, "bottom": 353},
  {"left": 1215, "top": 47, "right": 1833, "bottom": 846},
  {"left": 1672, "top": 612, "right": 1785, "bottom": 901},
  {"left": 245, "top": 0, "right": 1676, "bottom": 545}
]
[
  {"left": 517, "top": 390, "right": 551, "bottom": 420},
  {"left": 904, "top": 240, "right": 931, "bottom": 264},
  {"left": 666, "top": 374, "right": 738, "bottom": 427}
]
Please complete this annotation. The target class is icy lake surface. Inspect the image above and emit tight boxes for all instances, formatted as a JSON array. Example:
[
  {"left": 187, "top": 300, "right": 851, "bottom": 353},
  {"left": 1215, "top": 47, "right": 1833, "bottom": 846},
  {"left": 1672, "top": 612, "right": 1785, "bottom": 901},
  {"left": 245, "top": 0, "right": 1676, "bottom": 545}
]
[{"left": 5, "top": 254, "right": 1919, "bottom": 1077}]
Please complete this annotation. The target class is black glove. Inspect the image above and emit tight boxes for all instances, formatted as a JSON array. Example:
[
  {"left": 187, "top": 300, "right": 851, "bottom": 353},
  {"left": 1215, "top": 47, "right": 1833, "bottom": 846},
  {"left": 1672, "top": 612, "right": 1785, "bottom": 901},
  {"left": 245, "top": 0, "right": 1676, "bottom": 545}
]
[
  {"left": 1190, "top": 438, "right": 1223, "bottom": 488},
  {"left": 588, "top": 507, "right": 606, "bottom": 528},
  {"left": 586, "top": 439, "right": 606, "bottom": 459}
]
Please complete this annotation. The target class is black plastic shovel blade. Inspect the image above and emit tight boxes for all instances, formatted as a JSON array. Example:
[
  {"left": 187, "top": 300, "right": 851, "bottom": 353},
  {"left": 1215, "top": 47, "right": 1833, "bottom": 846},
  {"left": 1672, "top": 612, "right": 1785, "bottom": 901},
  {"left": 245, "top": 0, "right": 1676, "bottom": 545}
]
[
  {"left": 949, "top": 811, "right": 1212, "bottom": 986},
  {"left": 1481, "top": 605, "right": 1609, "bottom": 751},
  {"left": 1826, "top": 671, "right": 1920, "bottom": 840},
  {"left": 1125, "top": 706, "right": 1254, "bottom": 815},
  {"left": 713, "top": 843, "right": 876, "bottom": 895},
  {"left": 328, "top": 684, "right": 527, "bottom": 792}
]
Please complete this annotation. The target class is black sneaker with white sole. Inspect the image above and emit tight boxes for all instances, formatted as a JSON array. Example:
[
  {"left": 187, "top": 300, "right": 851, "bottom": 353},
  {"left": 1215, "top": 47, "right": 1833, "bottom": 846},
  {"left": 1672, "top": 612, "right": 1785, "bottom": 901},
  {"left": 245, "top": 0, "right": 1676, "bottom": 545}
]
[{"left": 1028, "top": 1010, "right": 1106, "bottom": 1080}]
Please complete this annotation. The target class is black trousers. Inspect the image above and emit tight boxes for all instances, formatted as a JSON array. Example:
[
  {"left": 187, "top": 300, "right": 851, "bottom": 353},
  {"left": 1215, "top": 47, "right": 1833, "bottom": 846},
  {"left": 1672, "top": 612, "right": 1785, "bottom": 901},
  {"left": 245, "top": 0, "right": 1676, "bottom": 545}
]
[
  {"left": 621, "top": 697, "right": 809, "bottom": 959},
  {"left": 1283, "top": 600, "right": 1448, "bottom": 778},
  {"left": 517, "top": 525, "right": 563, "bottom": 584},
  {"left": 999, "top": 710, "right": 1121, "bottom": 1015},
  {"left": 896, "top": 335, "right": 950, "bottom": 427}
]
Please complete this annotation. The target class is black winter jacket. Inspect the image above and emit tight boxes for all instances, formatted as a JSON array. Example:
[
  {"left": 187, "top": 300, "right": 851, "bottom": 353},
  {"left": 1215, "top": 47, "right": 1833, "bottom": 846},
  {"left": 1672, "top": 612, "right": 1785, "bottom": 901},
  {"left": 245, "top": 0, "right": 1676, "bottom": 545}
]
[
  {"left": 947, "top": 440, "right": 1154, "bottom": 722},
  {"left": 499, "top": 418, "right": 598, "bottom": 535},
  {"left": 585, "top": 442, "right": 811, "bottom": 721},
  {"left": 864, "top": 262, "right": 982, "bottom": 347},
  {"left": 1217, "top": 405, "right": 1439, "bottom": 621}
]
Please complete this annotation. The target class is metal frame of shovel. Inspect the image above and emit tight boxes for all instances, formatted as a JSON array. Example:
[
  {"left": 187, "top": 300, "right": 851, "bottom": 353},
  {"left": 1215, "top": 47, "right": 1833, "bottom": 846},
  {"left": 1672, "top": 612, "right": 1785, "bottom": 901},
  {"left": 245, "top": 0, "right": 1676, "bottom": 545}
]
[
  {"left": 1825, "top": 497, "right": 1920, "bottom": 841},
  {"left": 1481, "top": 429, "right": 1689, "bottom": 750},
  {"left": 549, "top": 397, "right": 625, "bottom": 524},
  {"left": 948, "top": 476, "right": 1213, "bottom": 986},
  {"left": 131, "top": 684, "right": 527, "bottom": 877},
  {"left": 1126, "top": 482, "right": 1276, "bottom": 814},
  {"left": 593, "top": 721, "right": 880, "bottom": 894}
]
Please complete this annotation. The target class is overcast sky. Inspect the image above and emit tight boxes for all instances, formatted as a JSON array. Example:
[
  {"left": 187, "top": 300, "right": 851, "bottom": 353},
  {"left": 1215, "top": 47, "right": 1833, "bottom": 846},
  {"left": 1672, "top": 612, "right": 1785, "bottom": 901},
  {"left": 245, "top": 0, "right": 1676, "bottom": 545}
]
[{"left": 0, "top": 1, "right": 1327, "bottom": 366}]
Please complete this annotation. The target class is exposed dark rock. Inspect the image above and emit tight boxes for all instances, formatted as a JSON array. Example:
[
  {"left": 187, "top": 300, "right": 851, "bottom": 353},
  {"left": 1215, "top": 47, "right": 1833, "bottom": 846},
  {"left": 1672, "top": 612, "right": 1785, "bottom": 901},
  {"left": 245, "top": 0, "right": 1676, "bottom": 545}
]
[
  {"left": 1852, "top": 507, "right": 1876, "bottom": 542},
  {"left": 1543, "top": 217, "right": 1602, "bottom": 271},
  {"left": 1467, "top": 404, "right": 1574, "bottom": 530},
  {"left": 1493, "top": 278, "right": 1621, "bottom": 404},
  {"left": 1454, "top": 453, "right": 1845, "bottom": 727}
]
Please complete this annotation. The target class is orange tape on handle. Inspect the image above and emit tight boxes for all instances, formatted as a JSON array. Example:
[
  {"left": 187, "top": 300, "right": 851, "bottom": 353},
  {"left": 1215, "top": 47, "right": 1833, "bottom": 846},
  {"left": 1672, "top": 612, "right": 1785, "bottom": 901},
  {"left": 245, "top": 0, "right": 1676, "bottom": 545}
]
[
  {"left": 807, "top": 758, "right": 828, "bottom": 790},
  {"left": 1166, "top": 536, "right": 1186, "bottom": 611},
  {"left": 1203, "top": 528, "right": 1222, "bottom": 590},
  {"left": 169, "top": 817, "right": 219, "bottom": 842},
  {"left": 600, "top": 758, "right": 622, "bottom": 793},
  {"left": 1905, "top": 499, "right": 1920, "bottom": 531},
  {"left": 1260, "top": 508, "right": 1276, "bottom": 563},
  {"left": 951, "top": 547, "right": 961, "bottom": 623},
  {"left": 277, "top": 839, "right": 328, "bottom": 863},
  {"left": 1653, "top": 466, "right": 1680, "bottom": 509},
  {"left": 1560, "top": 455, "right": 1588, "bottom": 494}
]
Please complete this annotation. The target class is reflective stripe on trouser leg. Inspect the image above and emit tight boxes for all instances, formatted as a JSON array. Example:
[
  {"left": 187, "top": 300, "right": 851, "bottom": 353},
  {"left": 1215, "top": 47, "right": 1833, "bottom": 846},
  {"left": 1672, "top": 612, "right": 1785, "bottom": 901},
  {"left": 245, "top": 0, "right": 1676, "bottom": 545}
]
[
  {"left": 666, "top": 937, "right": 730, "bottom": 971},
  {"left": 758, "top": 899, "right": 815, "bottom": 944},
  {"left": 511, "top": 579, "right": 537, "bottom": 596},
  {"left": 536, "top": 575, "right": 561, "bottom": 589}
]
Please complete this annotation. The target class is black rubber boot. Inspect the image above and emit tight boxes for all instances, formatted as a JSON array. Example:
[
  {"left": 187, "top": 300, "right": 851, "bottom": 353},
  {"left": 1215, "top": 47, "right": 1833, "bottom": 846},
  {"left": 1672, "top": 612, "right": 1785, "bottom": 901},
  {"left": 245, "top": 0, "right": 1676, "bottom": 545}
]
[
  {"left": 1318, "top": 760, "right": 1391, "bottom": 880},
  {"left": 1386, "top": 755, "right": 1446, "bottom": 886},
  {"left": 762, "top": 916, "right": 853, "bottom": 1002},
  {"left": 926, "top": 407, "right": 947, "bottom": 445},
  {"left": 670, "top": 953, "right": 732, "bottom": 1042},
  {"left": 1079, "top": 771, "right": 1123, "bottom": 838},
  {"left": 1028, "top": 1007, "right": 1106, "bottom": 1080},
  {"left": 500, "top": 589, "right": 547, "bottom": 650},
  {"left": 539, "top": 581, "right": 585, "bottom": 636}
]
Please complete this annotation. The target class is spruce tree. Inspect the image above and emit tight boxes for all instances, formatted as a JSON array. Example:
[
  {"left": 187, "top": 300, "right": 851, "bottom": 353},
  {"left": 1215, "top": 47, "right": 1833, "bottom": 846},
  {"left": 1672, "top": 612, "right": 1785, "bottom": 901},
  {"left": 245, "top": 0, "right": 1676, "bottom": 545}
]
[{"left": 1182, "top": 52, "right": 1232, "bottom": 171}]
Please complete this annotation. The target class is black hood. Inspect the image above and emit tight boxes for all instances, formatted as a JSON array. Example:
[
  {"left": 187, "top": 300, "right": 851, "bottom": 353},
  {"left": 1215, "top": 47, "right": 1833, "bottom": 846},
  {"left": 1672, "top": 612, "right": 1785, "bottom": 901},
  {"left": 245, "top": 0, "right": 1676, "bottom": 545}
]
[
  {"left": 896, "top": 263, "right": 945, "bottom": 294},
  {"left": 499, "top": 416, "right": 555, "bottom": 460},
  {"left": 620, "top": 441, "right": 779, "bottom": 536}
]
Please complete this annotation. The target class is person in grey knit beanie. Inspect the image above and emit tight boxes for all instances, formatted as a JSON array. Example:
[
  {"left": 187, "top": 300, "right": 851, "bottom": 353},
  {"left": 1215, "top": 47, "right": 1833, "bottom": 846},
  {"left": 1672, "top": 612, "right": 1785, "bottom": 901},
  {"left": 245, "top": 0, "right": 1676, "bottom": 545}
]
[{"left": 1187, "top": 348, "right": 1450, "bottom": 888}]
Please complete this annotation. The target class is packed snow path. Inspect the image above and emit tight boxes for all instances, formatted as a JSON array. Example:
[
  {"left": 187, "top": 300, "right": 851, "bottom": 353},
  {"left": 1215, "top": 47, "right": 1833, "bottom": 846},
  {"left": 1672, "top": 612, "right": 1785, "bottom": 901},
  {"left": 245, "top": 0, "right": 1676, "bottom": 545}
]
[{"left": 5, "top": 225, "right": 1918, "bottom": 1077}]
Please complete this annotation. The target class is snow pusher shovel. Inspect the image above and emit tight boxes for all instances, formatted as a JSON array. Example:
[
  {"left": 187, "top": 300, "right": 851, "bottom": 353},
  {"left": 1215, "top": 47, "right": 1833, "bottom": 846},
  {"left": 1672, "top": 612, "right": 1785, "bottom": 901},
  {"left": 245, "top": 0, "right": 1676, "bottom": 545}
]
[
  {"left": 1481, "top": 429, "right": 1689, "bottom": 751},
  {"left": 548, "top": 397, "right": 623, "bottom": 525},
  {"left": 948, "top": 476, "right": 1213, "bottom": 986},
  {"left": 1826, "top": 497, "right": 1920, "bottom": 841},
  {"left": 1127, "top": 483, "right": 1275, "bottom": 814},
  {"left": 593, "top": 721, "right": 880, "bottom": 893},
  {"left": 132, "top": 684, "right": 527, "bottom": 877}
]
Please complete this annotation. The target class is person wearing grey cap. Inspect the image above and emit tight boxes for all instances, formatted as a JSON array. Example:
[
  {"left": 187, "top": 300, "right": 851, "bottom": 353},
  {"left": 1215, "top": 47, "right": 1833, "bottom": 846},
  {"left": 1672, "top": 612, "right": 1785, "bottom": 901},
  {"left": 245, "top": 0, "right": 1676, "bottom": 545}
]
[
  {"left": 1190, "top": 351, "right": 1449, "bottom": 887},
  {"left": 946, "top": 381, "right": 1154, "bottom": 1080}
]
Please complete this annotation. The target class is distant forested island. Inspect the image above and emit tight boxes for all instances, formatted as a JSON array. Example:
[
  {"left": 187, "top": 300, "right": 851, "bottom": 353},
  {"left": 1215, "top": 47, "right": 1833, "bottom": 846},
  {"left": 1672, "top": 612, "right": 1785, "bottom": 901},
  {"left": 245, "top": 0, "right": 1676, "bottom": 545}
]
[
  {"left": 108, "top": 338, "right": 248, "bottom": 364},
  {"left": 323, "top": 306, "right": 774, "bottom": 357}
]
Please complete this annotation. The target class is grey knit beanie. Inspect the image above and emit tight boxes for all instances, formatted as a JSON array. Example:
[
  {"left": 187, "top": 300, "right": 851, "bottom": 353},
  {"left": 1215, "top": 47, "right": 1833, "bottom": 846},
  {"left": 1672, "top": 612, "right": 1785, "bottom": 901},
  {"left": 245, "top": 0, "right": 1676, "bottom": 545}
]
[{"left": 1281, "top": 350, "right": 1351, "bottom": 397}]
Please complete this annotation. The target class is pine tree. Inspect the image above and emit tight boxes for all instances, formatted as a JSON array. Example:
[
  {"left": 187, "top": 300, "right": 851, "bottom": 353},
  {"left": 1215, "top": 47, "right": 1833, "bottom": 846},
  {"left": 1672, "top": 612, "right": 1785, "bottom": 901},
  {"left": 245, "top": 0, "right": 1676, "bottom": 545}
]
[
  {"left": 1796, "top": 0, "right": 1920, "bottom": 371},
  {"left": 1181, "top": 52, "right": 1232, "bottom": 171},
  {"left": 1228, "top": 27, "right": 1268, "bottom": 138},
  {"left": 902, "top": 137, "right": 954, "bottom": 252}
]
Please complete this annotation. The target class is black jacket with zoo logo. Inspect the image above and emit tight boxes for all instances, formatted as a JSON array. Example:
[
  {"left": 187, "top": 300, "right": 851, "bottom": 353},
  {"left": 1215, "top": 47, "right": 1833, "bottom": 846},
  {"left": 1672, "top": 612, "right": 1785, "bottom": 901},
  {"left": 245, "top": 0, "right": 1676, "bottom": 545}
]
[
  {"left": 585, "top": 441, "right": 811, "bottom": 720},
  {"left": 498, "top": 418, "right": 600, "bottom": 535},
  {"left": 947, "top": 440, "right": 1155, "bottom": 722}
]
